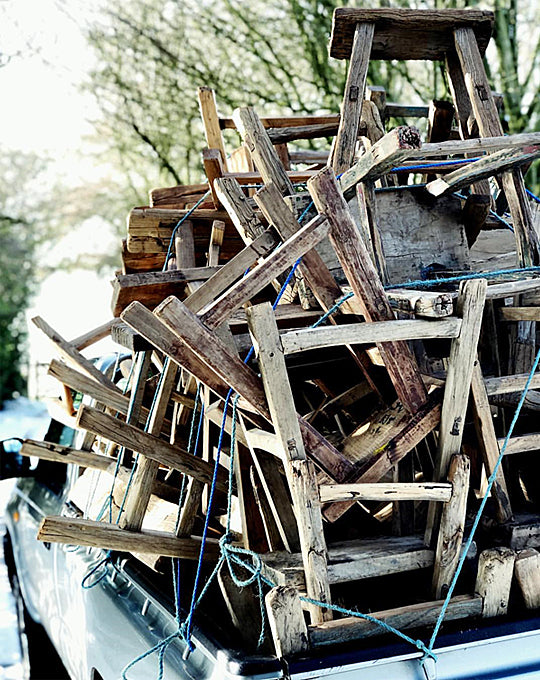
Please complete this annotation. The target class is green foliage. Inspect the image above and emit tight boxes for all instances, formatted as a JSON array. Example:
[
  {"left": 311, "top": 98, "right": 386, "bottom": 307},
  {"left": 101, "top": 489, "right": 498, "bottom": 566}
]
[
  {"left": 85, "top": 0, "right": 540, "bottom": 194},
  {"left": 0, "top": 152, "right": 45, "bottom": 405},
  {"left": 85, "top": 0, "right": 350, "bottom": 187}
]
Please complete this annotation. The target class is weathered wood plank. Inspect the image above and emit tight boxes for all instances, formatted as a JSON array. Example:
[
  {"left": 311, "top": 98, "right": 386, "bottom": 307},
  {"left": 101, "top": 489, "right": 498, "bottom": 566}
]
[
  {"left": 155, "top": 296, "right": 270, "bottom": 419},
  {"left": 111, "top": 267, "right": 220, "bottom": 317},
  {"left": 386, "top": 289, "right": 454, "bottom": 318},
  {"left": 198, "top": 87, "right": 227, "bottom": 166},
  {"left": 242, "top": 420, "right": 300, "bottom": 553},
  {"left": 497, "top": 433, "right": 540, "bottom": 456},
  {"left": 265, "top": 586, "right": 309, "bottom": 657},
  {"left": 514, "top": 548, "right": 540, "bottom": 609},
  {"left": 32, "top": 316, "right": 121, "bottom": 393},
  {"left": 183, "top": 227, "right": 280, "bottom": 313},
  {"left": 499, "top": 306, "right": 540, "bottom": 322},
  {"left": 339, "top": 126, "right": 422, "bottom": 197},
  {"left": 121, "top": 302, "right": 232, "bottom": 400},
  {"left": 199, "top": 215, "right": 330, "bottom": 329},
  {"left": 69, "top": 319, "right": 114, "bottom": 351},
  {"left": 324, "top": 394, "right": 441, "bottom": 523},
  {"left": 330, "top": 8, "right": 493, "bottom": 61},
  {"left": 453, "top": 26, "right": 540, "bottom": 267},
  {"left": 262, "top": 535, "right": 436, "bottom": 590},
  {"left": 434, "top": 280, "right": 487, "bottom": 481},
  {"left": 122, "top": 359, "right": 179, "bottom": 531},
  {"left": 332, "top": 23, "right": 375, "bottom": 174},
  {"left": 426, "top": 280, "right": 486, "bottom": 544},
  {"left": 247, "top": 302, "right": 332, "bottom": 624},
  {"left": 432, "top": 453, "right": 471, "bottom": 599},
  {"left": 76, "top": 405, "right": 228, "bottom": 491},
  {"left": 420, "top": 132, "right": 540, "bottom": 157},
  {"left": 308, "top": 167, "right": 427, "bottom": 414},
  {"left": 38, "top": 516, "right": 218, "bottom": 560},
  {"left": 470, "top": 361, "right": 512, "bottom": 523},
  {"left": 232, "top": 107, "right": 294, "bottom": 197},
  {"left": 309, "top": 594, "right": 482, "bottom": 646},
  {"left": 485, "top": 372, "right": 540, "bottom": 396},
  {"left": 254, "top": 183, "right": 343, "bottom": 310},
  {"left": 475, "top": 547, "right": 515, "bottom": 617},
  {"left": 319, "top": 482, "right": 452, "bottom": 503},
  {"left": 48, "top": 360, "right": 130, "bottom": 415},
  {"left": 281, "top": 318, "right": 461, "bottom": 355},
  {"left": 20, "top": 439, "right": 114, "bottom": 472},
  {"left": 426, "top": 144, "right": 540, "bottom": 197}
]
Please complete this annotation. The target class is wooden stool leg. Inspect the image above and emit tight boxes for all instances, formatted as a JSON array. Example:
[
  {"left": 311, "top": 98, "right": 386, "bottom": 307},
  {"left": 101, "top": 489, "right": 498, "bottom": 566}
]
[
  {"left": 248, "top": 302, "right": 332, "bottom": 624},
  {"left": 453, "top": 27, "right": 540, "bottom": 267},
  {"left": 445, "top": 49, "right": 492, "bottom": 201},
  {"left": 425, "top": 279, "right": 487, "bottom": 543},
  {"left": 266, "top": 585, "right": 309, "bottom": 657},
  {"left": 332, "top": 23, "right": 375, "bottom": 174},
  {"left": 475, "top": 548, "right": 515, "bottom": 617},
  {"left": 432, "top": 453, "right": 470, "bottom": 599}
]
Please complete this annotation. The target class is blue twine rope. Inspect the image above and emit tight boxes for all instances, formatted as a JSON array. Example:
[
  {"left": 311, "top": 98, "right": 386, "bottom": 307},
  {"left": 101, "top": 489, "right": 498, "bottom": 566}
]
[
  {"left": 453, "top": 191, "right": 514, "bottom": 233},
  {"left": 311, "top": 292, "right": 355, "bottom": 328},
  {"left": 526, "top": 188, "right": 540, "bottom": 203},
  {"left": 163, "top": 191, "right": 211, "bottom": 271},
  {"left": 391, "top": 157, "right": 481, "bottom": 174},
  {"left": 121, "top": 558, "right": 183, "bottom": 680},
  {"left": 81, "top": 354, "right": 141, "bottom": 588},
  {"left": 387, "top": 265, "right": 540, "bottom": 290},
  {"left": 182, "top": 389, "right": 234, "bottom": 649}
]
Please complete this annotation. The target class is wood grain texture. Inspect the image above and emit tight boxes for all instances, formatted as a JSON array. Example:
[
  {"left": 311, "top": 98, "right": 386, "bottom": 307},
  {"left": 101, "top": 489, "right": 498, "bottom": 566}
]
[
  {"left": 111, "top": 267, "right": 220, "bottom": 316},
  {"left": 122, "top": 359, "right": 179, "bottom": 531},
  {"left": 453, "top": 27, "right": 540, "bottom": 267},
  {"left": 434, "top": 279, "right": 487, "bottom": 481},
  {"left": 32, "top": 316, "right": 121, "bottom": 393},
  {"left": 233, "top": 107, "right": 294, "bottom": 196},
  {"left": 265, "top": 586, "right": 309, "bottom": 657},
  {"left": 48, "top": 360, "right": 131, "bottom": 416},
  {"left": 330, "top": 8, "right": 493, "bottom": 60},
  {"left": 198, "top": 87, "right": 227, "bottom": 166},
  {"left": 332, "top": 23, "right": 374, "bottom": 174},
  {"left": 309, "top": 594, "right": 482, "bottom": 646},
  {"left": 121, "top": 302, "right": 231, "bottom": 400},
  {"left": 183, "top": 227, "right": 280, "bottom": 312},
  {"left": 20, "top": 439, "right": 114, "bottom": 472},
  {"left": 155, "top": 296, "right": 270, "bottom": 419},
  {"left": 281, "top": 318, "right": 461, "bottom": 355},
  {"left": 432, "top": 453, "right": 471, "bottom": 599},
  {"left": 427, "top": 144, "right": 540, "bottom": 197},
  {"left": 199, "top": 215, "right": 330, "bottom": 329},
  {"left": 339, "top": 126, "right": 421, "bottom": 196},
  {"left": 308, "top": 167, "right": 427, "bottom": 414},
  {"left": 470, "top": 361, "right": 512, "bottom": 523},
  {"left": 38, "top": 516, "right": 219, "bottom": 560},
  {"left": 76, "top": 405, "right": 228, "bottom": 491},
  {"left": 514, "top": 548, "right": 540, "bottom": 609},
  {"left": 319, "top": 482, "right": 452, "bottom": 503},
  {"left": 475, "top": 547, "right": 515, "bottom": 617},
  {"left": 247, "top": 302, "right": 332, "bottom": 623},
  {"left": 262, "top": 535, "right": 435, "bottom": 590},
  {"left": 69, "top": 319, "right": 114, "bottom": 351}
]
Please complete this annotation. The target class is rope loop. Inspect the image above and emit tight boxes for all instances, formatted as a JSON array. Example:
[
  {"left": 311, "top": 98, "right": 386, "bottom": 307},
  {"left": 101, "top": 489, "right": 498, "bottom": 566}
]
[
  {"left": 81, "top": 552, "right": 111, "bottom": 590},
  {"left": 220, "top": 536, "right": 264, "bottom": 588}
]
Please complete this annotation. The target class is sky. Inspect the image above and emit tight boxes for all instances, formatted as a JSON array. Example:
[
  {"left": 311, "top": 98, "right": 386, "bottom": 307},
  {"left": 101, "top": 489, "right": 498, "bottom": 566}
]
[{"left": 1, "top": 0, "right": 120, "bottom": 397}]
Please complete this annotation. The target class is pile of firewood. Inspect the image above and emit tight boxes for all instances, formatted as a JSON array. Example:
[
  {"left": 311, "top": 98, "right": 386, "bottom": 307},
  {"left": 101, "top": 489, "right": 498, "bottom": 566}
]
[{"left": 22, "top": 7, "right": 540, "bottom": 657}]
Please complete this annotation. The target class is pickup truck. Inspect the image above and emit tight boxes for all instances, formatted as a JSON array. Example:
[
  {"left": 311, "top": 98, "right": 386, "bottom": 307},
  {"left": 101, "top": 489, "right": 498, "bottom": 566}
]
[{"left": 4, "top": 355, "right": 540, "bottom": 680}]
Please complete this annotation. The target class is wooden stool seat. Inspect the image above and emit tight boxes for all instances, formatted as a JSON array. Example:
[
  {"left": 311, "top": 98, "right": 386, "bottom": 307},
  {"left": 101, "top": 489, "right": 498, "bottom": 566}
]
[{"left": 330, "top": 8, "right": 494, "bottom": 61}]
